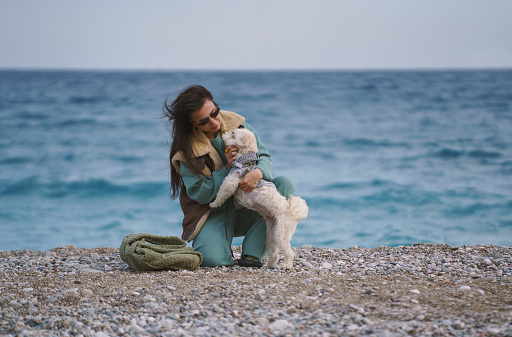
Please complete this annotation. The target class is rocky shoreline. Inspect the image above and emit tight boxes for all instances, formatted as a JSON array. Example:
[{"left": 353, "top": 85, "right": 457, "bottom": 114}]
[{"left": 1, "top": 244, "right": 511, "bottom": 336}]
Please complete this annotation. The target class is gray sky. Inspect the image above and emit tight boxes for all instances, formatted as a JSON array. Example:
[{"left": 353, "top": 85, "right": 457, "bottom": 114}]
[{"left": 1, "top": 0, "right": 511, "bottom": 70}]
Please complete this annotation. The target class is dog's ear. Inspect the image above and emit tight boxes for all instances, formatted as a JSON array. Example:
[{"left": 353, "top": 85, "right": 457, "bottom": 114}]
[{"left": 239, "top": 130, "right": 258, "bottom": 152}]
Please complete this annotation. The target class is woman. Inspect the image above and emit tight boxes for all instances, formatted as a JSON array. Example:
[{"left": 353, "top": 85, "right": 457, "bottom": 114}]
[{"left": 163, "top": 85, "right": 295, "bottom": 267}]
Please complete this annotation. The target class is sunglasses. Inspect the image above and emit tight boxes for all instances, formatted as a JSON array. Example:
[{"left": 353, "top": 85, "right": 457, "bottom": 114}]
[{"left": 196, "top": 108, "right": 220, "bottom": 127}]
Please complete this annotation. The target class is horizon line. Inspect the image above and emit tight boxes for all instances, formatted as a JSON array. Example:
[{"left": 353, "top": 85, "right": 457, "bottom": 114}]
[{"left": 1, "top": 66, "right": 512, "bottom": 73}]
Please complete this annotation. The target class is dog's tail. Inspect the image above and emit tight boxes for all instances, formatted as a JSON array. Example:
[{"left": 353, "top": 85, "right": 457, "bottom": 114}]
[{"left": 287, "top": 196, "right": 309, "bottom": 221}]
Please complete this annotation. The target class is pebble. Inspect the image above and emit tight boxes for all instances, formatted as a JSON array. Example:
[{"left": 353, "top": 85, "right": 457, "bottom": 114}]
[
  {"left": 286, "top": 306, "right": 297, "bottom": 314},
  {"left": 9, "top": 300, "right": 21, "bottom": 308},
  {"left": 488, "top": 328, "right": 502, "bottom": 335},
  {"left": 269, "top": 319, "right": 290, "bottom": 331},
  {"left": 128, "top": 319, "right": 145, "bottom": 333},
  {"left": 94, "top": 332, "right": 110, "bottom": 337},
  {"left": 81, "top": 268, "right": 103, "bottom": 274},
  {"left": 0, "top": 244, "right": 510, "bottom": 336},
  {"left": 45, "top": 296, "right": 59, "bottom": 303},
  {"left": 349, "top": 304, "right": 365, "bottom": 314},
  {"left": 320, "top": 262, "right": 333, "bottom": 269},
  {"left": 82, "top": 288, "right": 93, "bottom": 296},
  {"left": 301, "top": 260, "right": 314, "bottom": 268},
  {"left": 256, "top": 317, "right": 267, "bottom": 325}
]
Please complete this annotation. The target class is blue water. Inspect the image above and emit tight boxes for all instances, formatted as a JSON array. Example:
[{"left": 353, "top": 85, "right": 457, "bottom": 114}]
[{"left": 1, "top": 70, "right": 511, "bottom": 251}]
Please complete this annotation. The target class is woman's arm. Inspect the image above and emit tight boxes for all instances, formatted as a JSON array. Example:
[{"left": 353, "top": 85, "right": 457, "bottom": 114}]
[{"left": 179, "top": 163, "right": 230, "bottom": 205}]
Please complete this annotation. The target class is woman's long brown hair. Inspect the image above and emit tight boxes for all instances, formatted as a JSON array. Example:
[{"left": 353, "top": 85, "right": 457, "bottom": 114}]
[{"left": 162, "top": 85, "right": 217, "bottom": 199}]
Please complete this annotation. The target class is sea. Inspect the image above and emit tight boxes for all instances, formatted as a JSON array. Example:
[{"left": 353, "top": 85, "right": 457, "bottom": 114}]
[{"left": 1, "top": 69, "right": 511, "bottom": 252}]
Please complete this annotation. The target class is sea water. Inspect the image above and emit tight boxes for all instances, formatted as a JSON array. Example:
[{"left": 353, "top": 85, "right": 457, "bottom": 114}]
[{"left": 1, "top": 70, "right": 511, "bottom": 251}]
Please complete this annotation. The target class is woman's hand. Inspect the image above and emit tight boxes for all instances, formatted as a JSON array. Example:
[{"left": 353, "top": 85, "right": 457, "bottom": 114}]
[
  {"left": 239, "top": 168, "right": 263, "bottom": 192},
  {"left": 225, "top": 146, "right": 238, "bottom": 166}
]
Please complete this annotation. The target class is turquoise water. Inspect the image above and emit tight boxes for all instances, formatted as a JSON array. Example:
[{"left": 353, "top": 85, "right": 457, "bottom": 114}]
[{"left": 1, "top": 70, "right": 511, "bottom": 251}]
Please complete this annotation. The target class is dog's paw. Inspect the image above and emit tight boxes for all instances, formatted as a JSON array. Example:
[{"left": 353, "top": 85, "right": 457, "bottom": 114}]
[
  {"left": 279, "top": 261, "right": 293, "bottom": 270},
  {"left": 263, "top": 262, "right": 279, "bottom": 269},
  {"left": 209, "top": 201, "right": 220, "bottom": 208}
]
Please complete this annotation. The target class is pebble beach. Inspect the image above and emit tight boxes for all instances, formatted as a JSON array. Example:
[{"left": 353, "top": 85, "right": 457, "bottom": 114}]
[{"left": 1, "top": 244, "right": 511, "bottom": 337}]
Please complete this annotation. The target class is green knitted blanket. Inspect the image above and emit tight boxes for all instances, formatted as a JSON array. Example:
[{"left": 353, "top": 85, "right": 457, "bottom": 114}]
[{"left": 119, "top": 233, "right": 202, "bottom": 271}]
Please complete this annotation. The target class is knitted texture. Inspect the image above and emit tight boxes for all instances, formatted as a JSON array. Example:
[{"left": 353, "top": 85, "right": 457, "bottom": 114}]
[
  {"left": 120, "top": 233, "right": 202, "bottom": 271},
  {"left": 229, "top": 152, "right": 259, "bottom": 177}
]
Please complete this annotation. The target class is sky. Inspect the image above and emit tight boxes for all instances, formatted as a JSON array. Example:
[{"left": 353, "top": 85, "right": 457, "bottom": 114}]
[{"left": 1, "top": 0, "right": 511, "bottom": 70}]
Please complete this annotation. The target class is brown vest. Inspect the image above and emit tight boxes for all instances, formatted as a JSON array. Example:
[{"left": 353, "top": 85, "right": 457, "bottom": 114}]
[{"left": 178, "top": 155, "right": 214, "bottom": 241}]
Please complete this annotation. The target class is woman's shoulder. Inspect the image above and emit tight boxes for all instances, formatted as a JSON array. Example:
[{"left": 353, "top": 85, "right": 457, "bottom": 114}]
[{"left": 220, "top": 110, "right": 245, "bottom": 132}]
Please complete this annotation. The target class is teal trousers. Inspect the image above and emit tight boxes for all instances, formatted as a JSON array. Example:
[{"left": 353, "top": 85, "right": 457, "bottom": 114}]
[{"left": 192, "top": 176, "right": 295, "bottom": 267}]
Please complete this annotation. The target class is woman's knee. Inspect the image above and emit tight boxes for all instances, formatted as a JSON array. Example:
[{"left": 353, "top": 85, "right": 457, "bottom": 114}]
[
  {"left": 272, "top": 176, "right": 295, "bottom": 198},
  {"left": 193, "top": 240, "right": 234, "bottom": 267},
  {"left": 200, "top": 252, "right": 234, "bottom": 267}
]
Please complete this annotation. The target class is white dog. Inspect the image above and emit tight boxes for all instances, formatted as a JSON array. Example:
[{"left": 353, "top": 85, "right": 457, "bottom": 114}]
[{"left": 209, "top": 128, "right": 308, "bottom": 269}]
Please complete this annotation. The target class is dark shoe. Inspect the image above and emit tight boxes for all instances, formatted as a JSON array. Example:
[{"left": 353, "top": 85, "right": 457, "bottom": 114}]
[{"left": 238, "top": 257, "right": 263, "bottom": 268}]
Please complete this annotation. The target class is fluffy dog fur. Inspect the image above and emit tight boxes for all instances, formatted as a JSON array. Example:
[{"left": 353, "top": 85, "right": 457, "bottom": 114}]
[{"left": 209, "top": 128, "right": 308, "bottom": 269}]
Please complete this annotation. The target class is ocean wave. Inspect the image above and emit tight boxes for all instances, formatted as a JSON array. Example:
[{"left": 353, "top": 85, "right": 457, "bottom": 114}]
[
  {"left": 305, "top": 196, "right": 359, "bottom": 208},
  {"left": 68, "top": 95, "right": 107, "bottom": 104},
  {"left": 354, "top": 231, "right": 373, "bottom": 238},
  {"left": 500, "top": 220, "right": 512, "bottom": 228},
  {"left": 112, "top": 155, "right": 144, "bottom": 163},
  {"left": 17, "top": 111, "right": 50, "bottom": 121},
  {"left": 499, "top": 161, "right": 512, "bottom": 175},
  {"left": 0, "top": 178, "right": 168, "bottom": 199},
  {"left": 0, "top": 177, "right": 38, "bottom": 196},
  {"left": 323, "top": 179, "right": 440, "bottom": 206},
  {"left": 441, "top": 200, "right": 512, "bottom": 218},
  {"left": 441, "top": 201, "right": 512, "bottom": 218},
  {"left": 304, "top": 140, "right": 320, "bottom": 147},
  {"left": 433, "top": 148, "right": 503, "bottom": 160},
  {"left": 99, "top": 221, "right": 123, "bottom": 230},
  {"left": 435, "top": 147, "right": 462, "bottom": 159},
  {"left": 361, "top": 187, "right": 440, "bottom": 207},
  {"left": 342, "top": 138, "right": 411, "bottom": 148},
  {"left": 310, "top": 181, "right": 441, "bottom": 209},
  {"left": 51, "top": 118, "right": 101, "bottom": 128},
  {"left": 375, "top": 233, "right": 419, "bottom": 247},
  {"left": 323, "top": 179, "right": 389, "bottom": 190},
  {"left": 467, "top": 149, "right": 502, "bottom": 159},
  {"left": 0, "top": 156, "right": 33, "bottom": 165}
]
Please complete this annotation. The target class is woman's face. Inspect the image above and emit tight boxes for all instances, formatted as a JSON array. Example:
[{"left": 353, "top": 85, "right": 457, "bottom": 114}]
[{"left": 190, "top": 100, "right": 221, "bottom": 135}]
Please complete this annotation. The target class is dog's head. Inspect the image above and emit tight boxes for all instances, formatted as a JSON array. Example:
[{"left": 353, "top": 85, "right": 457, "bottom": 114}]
[{"left": 222, "top": 128, "right": 258, "bottom": 155}]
